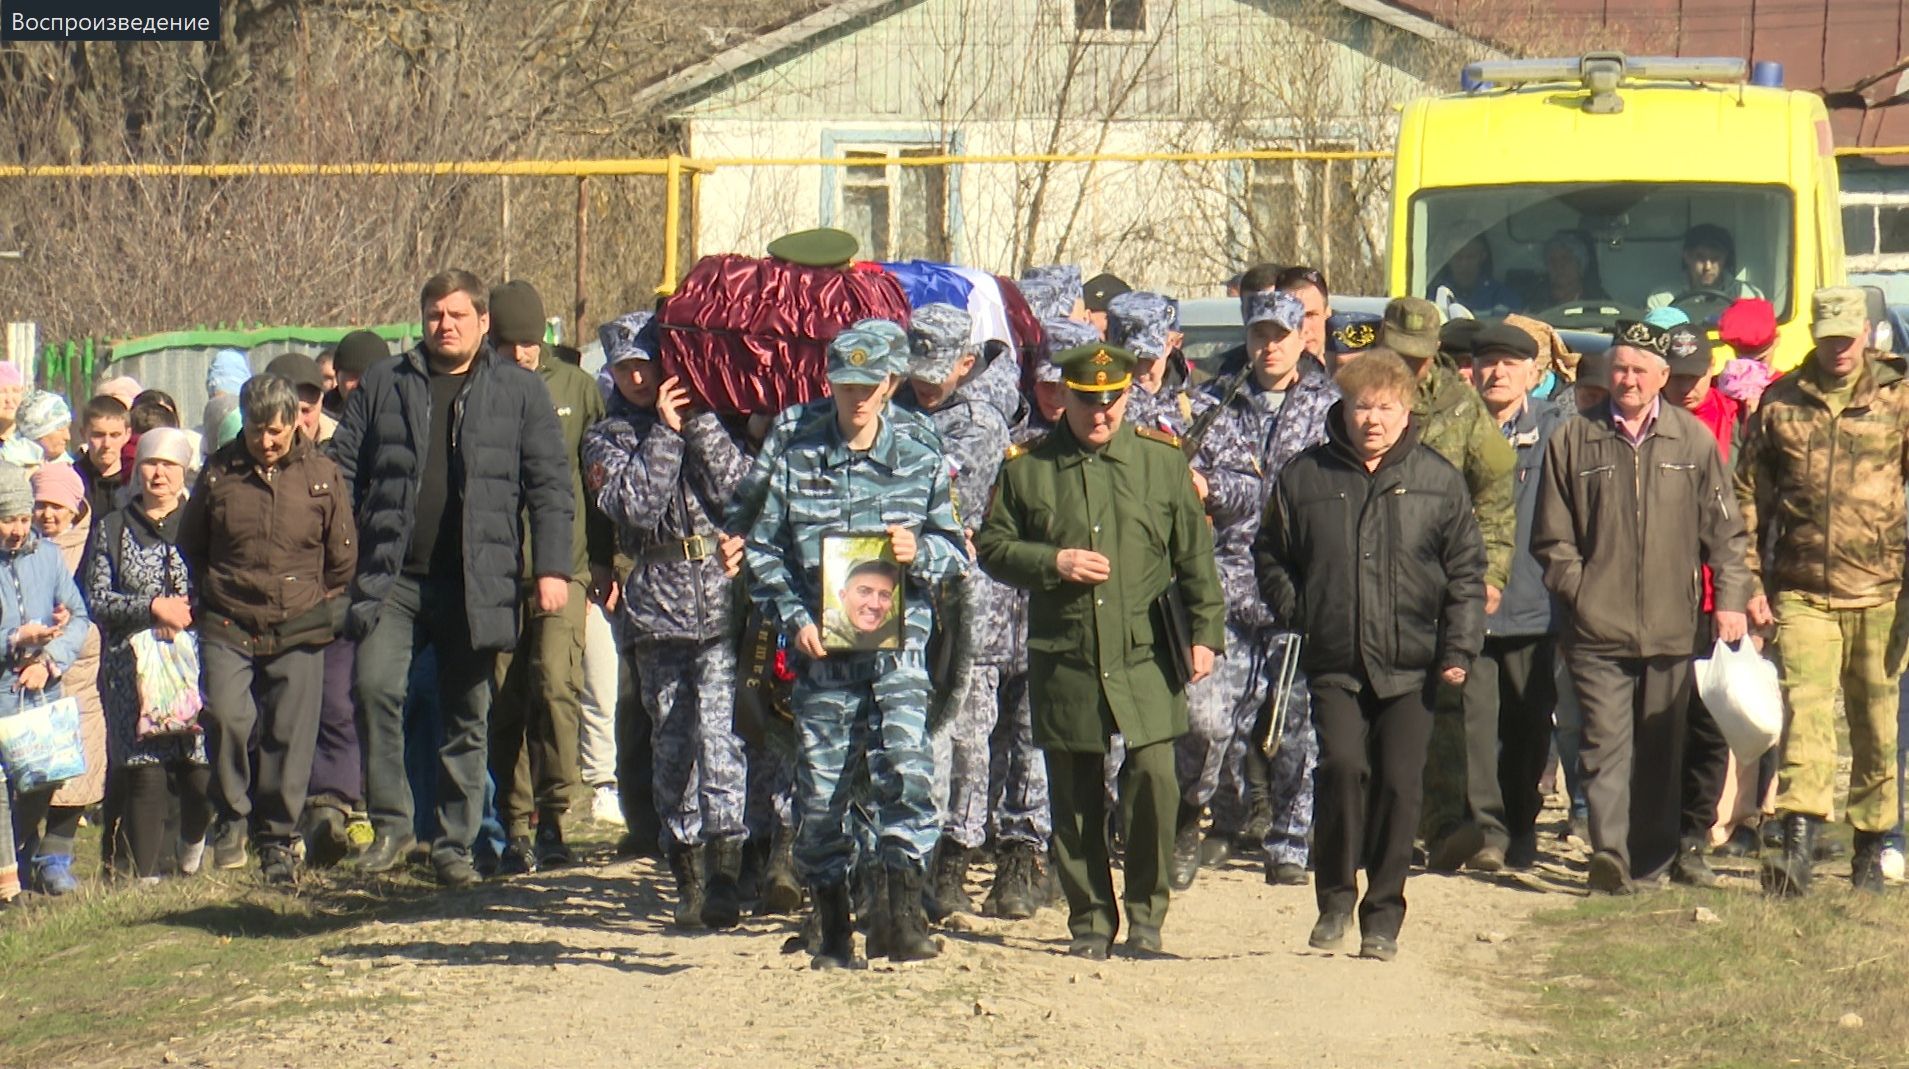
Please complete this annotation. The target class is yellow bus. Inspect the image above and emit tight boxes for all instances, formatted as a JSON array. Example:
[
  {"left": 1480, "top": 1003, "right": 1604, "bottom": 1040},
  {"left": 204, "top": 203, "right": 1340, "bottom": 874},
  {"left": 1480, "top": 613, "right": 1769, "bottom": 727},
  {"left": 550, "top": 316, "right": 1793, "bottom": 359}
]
[{"left": 1389, "top": 53, "right": 1844, "bottom": 370}]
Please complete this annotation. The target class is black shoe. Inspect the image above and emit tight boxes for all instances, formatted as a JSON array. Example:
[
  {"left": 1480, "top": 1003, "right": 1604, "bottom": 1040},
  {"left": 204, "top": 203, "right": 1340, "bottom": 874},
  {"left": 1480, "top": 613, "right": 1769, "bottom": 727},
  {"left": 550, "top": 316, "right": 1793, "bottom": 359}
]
[
  {"left": 1851, "top": 830, "right": 1886, "bottom": 895},
  {"left": 758, "top": 825, "right": 803, "bottom": 916},
  {"left": 1713, "top": 825, "right": 1759, "bottom": 858},
  {"left": 1670, "top": 837, "right": 1719, "bottom": 889},
  {"left": 809, "top": 881, "right": 863, "bottom": 970},
  {"left": 1428, "top": 823, "right": 1485, "bottom": 873},
  {"left": 1265, "top": 862, "right": 1308, "bottom": 886},
  {"left": 258, "top": 845, "right": 297, "bottom": 887},
  {"left": 299, "top": 802, "right": 351, "bottom": 870},
  {"left": 856, "top": 864, "right": 889, "bottom": 958},
  {"left": 668, "top": 843, "right": 708, "bottom": 928},
  {"left": 885, "top": 865, "right": 940, "bottom": 962},
  {"left": 1240, "top": 791, "right": 1274, "bottom": 845},
  {"left": 982, "top": 842, "right": 1039, "bottom": 921},
  {"left": 1124, "top": 923, "right": 1165, "bottom": 957},
  {"left": 533, "top": 820, "right": 573, "bottom": 869},
  {"left": 702, "top": 838, "right": 745, "bottom": 929},
  {"left": 1358, "top": 933, "right": 1399, "bottom": 962},
  {"left": 1505, "top": 832, "right": 1539, "bottom": 871},
  {"left": 434, "top": 855, "right": 480, "bottom": 888},
  {"left": 498, "top": 837, "right": 537, "bottom": 877},
  {"left": 926, "top": 842, "right": 974, "bottom": 922},
  {"left": 1308, "top": 910, "right": 1351, "bottom": 950},
  {"left": 212, "top": 820, "right": 248, "bottom": 871},
  {"left": 1067, "top": 935, "right": 1111, "bottom": 960},
  {"left": 1169, "top": 802, "right": 1203, "bottom": 892},
  {"left": 357, "top": 832, "right": 417, "bottom": 874},
  {"left": 1761, "top": 813, "right": 1815, "bottom": 898},
  {"left": 1199, "top": 834, "right": 1235, "bottom": 868},
  {"left": 1586, "top": 850, "right": 1634, "bottom": 895}
]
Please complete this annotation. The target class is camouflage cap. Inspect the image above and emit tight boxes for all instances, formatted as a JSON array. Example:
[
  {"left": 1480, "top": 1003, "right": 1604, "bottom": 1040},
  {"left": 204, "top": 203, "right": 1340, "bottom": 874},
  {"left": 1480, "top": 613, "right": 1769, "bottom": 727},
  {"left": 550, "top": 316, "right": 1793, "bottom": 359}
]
[
  {"left": 1021, "top": 264, "right": 1084, "bottom": 315},
  {"left": 849, "top": 318, "right": 912, "bottom": 365},
  {"left": 1378, "top": 297, "right": 1442, "bottom": 362},
  {"left": 1017, "top": 277, "right": 1072, "bottom": 321},
  {"left": 1055, "top": 344, "right": 1137, "bottom": 403},
  {"left": 1243, "top": 290, "right": 1304, "bottom": 334},
  {"left": 906, "top": 302, "right": 974, "bottom": 384},
  {"left": 597, "top": 310, "right": 657, "bottom": 364},
  {"left": 1039, "top": 318, "right": 1102, "bottom": 383},
  {"left": 1812, "top": 286, "right": 1867, "bottom": 340},
  {"left": 828, "top": 326, "right": 902, "bottom": 386},
  {"left": 1106, "top": 290, "right": 1174, "bottom": 360},
  {"left": 1327, "top": 311, "right": 1382, "bottom": 355}
]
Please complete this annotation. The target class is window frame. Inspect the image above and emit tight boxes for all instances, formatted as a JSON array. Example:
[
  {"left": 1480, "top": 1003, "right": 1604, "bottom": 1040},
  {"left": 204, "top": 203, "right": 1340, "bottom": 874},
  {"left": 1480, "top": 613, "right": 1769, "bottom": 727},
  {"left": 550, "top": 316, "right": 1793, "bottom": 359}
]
[{"left": 818, "top": 129, "right": 964, "bottom": 264}]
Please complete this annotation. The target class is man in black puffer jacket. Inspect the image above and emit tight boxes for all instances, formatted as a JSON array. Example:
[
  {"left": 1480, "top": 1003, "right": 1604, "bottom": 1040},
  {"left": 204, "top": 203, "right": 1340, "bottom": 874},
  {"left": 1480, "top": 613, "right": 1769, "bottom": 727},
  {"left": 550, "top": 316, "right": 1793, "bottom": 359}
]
[
  {"left": 1254, "top": 350, "right": 1486, "bottom": 964},
  {"left": 329, "top": 269, "right": 573, "bottom": 887}
]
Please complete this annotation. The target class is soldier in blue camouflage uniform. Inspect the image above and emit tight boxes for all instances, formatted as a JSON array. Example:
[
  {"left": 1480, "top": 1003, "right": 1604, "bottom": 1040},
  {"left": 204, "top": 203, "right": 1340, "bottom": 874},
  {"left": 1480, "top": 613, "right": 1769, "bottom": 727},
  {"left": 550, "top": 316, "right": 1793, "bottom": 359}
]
[
  {"left": 582, "top": 311, "right": 756, "bottom": 929},
  {"left": 1019, "top": 265, "right": 1085, "bottom": 322},
  {"left": 745, "top": 326, "right": 971, "bottom": 969},
  {"left": 1105, "top": 290, "right": 1263, "bottom": 890},
  {"left": 1195, "top": 291, "right": 1339, "bottom": 882},
  {"left": 895, "top": 304, "right": 1016, "bottom": 919}
]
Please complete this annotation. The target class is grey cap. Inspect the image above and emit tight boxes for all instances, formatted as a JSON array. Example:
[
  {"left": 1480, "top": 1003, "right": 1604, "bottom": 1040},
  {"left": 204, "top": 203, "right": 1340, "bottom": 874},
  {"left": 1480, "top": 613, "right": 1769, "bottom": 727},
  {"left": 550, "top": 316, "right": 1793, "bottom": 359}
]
[
  {"left": 1017, "top": 277, "right": 1071, "bottom": 322},
  {"left": 828, "top": 326, "right": 904, "bottom": 386},
  {"left": 1039, "top": 318, "right": 1101, "bottom": 384},
  {"left": 1105, "top": 290, "right": 1174, "bottom": 360},
  {"left": 1243, "top": 290, "right": 1304, "bottom": 333},
  {"left": 849, "top": 318, "right": 911, "bottom": 366},
  {"left": 598, "top": 311, "right": 657, "bottom": 364},
  {"left": 907, "top": 303, "right": 974, "bottom": 384}
]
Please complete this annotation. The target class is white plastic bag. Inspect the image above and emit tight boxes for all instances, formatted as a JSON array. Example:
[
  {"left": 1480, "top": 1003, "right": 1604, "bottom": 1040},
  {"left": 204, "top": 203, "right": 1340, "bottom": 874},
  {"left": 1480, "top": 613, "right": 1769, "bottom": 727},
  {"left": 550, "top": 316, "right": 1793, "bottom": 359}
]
[{"left": 1693, "top": 638, "right": 1783, "bottom": 763}]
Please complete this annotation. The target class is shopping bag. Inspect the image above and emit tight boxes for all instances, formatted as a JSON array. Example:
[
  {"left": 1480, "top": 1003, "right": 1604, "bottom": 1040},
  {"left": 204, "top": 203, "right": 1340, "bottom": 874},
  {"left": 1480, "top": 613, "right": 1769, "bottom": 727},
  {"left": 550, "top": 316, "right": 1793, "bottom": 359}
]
[
  {"left": 131, "top": 630, "right": 204, "bottom": 740},
  {"left": 1693, "top": 638, "right": 1783, "bottom": 763},
  {"left": 0, "top": 694, "right": 85, "bottom": 791}
]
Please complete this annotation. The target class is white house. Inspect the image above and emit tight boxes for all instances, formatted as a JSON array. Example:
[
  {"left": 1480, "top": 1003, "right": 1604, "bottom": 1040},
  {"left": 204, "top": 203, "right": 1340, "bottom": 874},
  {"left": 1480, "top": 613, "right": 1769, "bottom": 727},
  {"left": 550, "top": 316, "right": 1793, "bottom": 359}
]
[{"left": 634, "top": 0, "right": 1495, "bottom": 296}]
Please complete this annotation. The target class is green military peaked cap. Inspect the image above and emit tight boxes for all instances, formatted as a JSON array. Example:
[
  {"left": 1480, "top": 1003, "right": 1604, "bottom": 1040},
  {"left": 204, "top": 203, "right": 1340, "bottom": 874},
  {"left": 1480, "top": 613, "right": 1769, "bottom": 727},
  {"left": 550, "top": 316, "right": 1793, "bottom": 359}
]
[
  {"left": 767, "top": 227, "right": 860, "bottom": 268},
  {"left": 1053, "top": 343, "right": 1137, "bottom": 403}
]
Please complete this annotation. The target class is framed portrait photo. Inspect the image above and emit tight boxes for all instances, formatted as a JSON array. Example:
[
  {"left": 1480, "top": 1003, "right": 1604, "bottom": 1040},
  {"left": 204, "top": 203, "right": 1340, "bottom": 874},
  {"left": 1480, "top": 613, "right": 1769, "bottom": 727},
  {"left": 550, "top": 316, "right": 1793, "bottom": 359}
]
[{"left": 820, "top": 533, "right": 904, "bottom": 652}]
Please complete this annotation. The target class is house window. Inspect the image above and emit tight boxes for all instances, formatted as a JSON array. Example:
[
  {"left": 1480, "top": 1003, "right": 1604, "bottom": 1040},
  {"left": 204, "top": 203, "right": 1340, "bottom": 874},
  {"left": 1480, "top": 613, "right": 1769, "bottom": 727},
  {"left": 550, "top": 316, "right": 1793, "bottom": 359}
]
[
  {"left": 1842, "top": 197, "right": 1909, "bottom": 270},
  {"left": 838, "top": 145, "right": 950, "bottom": 262},
  {"left": 1075, "top": 0, "right": 1145, "bottom": 32}
]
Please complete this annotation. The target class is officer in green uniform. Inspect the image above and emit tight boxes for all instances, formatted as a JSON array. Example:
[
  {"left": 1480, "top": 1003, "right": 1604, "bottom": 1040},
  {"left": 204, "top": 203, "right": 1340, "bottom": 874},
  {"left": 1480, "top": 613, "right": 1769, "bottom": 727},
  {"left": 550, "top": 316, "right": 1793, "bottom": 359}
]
[{"left": 975, "top": 344, "right": 1226, "bottom": 960}]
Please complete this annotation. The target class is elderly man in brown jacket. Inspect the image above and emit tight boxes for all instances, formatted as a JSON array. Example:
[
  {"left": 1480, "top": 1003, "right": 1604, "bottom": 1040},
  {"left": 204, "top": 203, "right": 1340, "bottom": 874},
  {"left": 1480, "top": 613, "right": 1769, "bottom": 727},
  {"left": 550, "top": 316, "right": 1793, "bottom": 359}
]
[
  {"left": 1736, "top": 287, "right": 1909, "bottom": 896},
  {"left": 1531, "top": 318, "right": 1752, "bottom": 895},
  {"left": 180, "top": 372, "right": 358, "bottom": 884}
]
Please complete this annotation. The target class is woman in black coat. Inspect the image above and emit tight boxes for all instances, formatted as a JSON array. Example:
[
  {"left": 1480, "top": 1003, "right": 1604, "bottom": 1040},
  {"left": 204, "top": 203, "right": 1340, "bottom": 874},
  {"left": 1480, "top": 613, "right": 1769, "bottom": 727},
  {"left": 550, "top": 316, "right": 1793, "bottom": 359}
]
[{"left": 1254, "top": 350, "right": 1486, "bottom": 962}]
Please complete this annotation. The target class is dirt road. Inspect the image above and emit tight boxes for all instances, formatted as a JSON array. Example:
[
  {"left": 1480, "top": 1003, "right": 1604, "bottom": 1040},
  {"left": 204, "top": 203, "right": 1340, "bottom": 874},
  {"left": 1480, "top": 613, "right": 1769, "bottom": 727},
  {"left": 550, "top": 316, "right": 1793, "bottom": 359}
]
[{"left": 173, "top": 849, "right": 1556, "bottom": 1069}]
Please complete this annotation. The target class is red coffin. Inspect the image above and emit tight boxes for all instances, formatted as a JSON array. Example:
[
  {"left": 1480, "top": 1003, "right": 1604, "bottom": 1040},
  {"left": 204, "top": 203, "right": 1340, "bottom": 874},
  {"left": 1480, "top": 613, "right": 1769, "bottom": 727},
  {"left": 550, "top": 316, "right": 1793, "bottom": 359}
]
[{"left": 657, "top": 255, "right": 914, "bottom": 417}]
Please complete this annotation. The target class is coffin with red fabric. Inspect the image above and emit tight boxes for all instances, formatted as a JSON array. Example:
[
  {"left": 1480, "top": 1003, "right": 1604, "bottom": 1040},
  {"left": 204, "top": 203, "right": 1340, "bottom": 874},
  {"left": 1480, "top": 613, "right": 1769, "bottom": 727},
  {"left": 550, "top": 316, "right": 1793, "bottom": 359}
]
[{"left": 657, "top": 254, "right": 913, "bottom": 416}]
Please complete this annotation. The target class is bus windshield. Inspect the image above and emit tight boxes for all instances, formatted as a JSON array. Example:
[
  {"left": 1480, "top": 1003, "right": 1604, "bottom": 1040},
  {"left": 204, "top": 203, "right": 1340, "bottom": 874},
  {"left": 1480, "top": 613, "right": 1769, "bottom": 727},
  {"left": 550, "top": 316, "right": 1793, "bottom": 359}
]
[{"left": 1408, "top": 183, "right": 1793, "bottom": 332}]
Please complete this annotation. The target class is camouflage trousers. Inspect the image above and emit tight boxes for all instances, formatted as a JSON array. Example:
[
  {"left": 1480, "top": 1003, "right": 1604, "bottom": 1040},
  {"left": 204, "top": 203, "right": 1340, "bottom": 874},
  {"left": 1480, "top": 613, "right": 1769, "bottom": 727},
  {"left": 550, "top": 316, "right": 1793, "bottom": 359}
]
[
  {"left": 1226, "top": 631, "right": 1317, "bottom": 867},
  {"left": 791, "top": 652, "right": 939, "bottom": 885},
  {"left": 989, "top": 668, "right": 1052, "bottom": 847},
  {"left": 744, "top": 740, "right": 795, "bottom": 839},
  {"left": 1774, "top": 593, "right": 1901, "bottom": 832},
  {"left": 631, "top": 638, "right": 747, "bottom": 851},
  {"left": 933, "top": 663, "right": 1005, "bottom": 850},
  {"left": 1176, "top": 625, "right": 1252, "bottom": 809}
]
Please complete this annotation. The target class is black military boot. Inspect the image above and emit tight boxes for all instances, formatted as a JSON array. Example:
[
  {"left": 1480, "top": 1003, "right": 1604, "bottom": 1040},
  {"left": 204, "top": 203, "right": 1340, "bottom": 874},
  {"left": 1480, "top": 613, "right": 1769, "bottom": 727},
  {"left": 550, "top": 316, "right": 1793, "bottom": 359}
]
[
  {"left": 857, "top": 864, "right": 890, "bottom": 959},
  {"left": 983, "top": 842, "right": 1039, "bottom": 920},
  {"left": 667, "top": 843, "right": 709, "bottom": 927},
  {"left": 702, "top": 837, "right": 745, "bottom": 929},
  {"left": 885, "top": 865, "right": 941, "bottom": 962},
  {"left": 1670, "top": 835, "right": 1719, "bottom": 889},
  {"left": 1851, "top": 830, "right": 1887, "bottom": 894},
  {"left": 926, "top": 842, "right": 973, "bottom": 922},
  {"left": 1237, "top": 748, "right": 1275, "bottom": 850},
  {"left": 1169, "top": 801, "right": 1203, "bottom": 892},
  {"left": 809, "top": 881, "right": 863, "bottom": 971},
  {"left": 757, "top": 823, "right": 804, "bottom": 916},
  {"left": 1761, "top": 812, "right": 1815, "bottom": 898}
]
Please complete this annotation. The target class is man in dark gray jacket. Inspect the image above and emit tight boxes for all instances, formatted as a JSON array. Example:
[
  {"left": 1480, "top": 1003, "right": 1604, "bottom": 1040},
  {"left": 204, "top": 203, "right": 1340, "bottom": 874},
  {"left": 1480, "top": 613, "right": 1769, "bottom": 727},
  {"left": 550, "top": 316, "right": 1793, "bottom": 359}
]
[
  {"left": 329, "top": 269, "right": 573, "bottom": 887},
  {"left": 1531, "top": 319, "right": 1751, "bottom": 896}
]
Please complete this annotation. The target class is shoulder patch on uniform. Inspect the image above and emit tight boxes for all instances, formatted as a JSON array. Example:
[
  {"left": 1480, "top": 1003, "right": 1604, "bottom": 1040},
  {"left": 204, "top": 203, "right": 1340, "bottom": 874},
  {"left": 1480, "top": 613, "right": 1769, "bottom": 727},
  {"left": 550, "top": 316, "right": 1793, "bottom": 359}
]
[
  {"left": 1004, "top": 437, "right": 1040, "bottom": 461},
  {"left": 1133, "top": 425, "right": 1182, "bottom": 449}
]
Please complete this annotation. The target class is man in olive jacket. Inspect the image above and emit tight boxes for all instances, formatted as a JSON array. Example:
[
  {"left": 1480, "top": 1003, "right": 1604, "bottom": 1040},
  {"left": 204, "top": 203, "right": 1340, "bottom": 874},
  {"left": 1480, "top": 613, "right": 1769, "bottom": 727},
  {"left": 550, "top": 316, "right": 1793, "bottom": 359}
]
[
  {"left": 976, "top": 343, "right": 1225, "bottom": 961},
  {"left": 484, "top": 280, "right": 614, "bottom": 872},
  {"left": 1532, "top": 319, "right": 1751, "bottom": 895}
]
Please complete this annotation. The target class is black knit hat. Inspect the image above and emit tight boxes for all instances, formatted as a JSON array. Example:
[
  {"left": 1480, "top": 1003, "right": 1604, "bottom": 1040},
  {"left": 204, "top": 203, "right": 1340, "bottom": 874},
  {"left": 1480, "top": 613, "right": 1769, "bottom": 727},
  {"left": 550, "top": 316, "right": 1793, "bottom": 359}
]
[
  {"left": 489, "top": 280, "right": 547, "bottom": 346},
  {"left": 333, "top": 331, "right": 388, "bottom": 375}
]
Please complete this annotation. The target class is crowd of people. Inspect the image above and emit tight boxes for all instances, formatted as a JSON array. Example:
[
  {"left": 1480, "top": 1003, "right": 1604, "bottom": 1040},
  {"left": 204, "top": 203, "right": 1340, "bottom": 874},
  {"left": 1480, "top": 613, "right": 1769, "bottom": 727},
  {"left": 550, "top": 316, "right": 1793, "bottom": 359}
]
[{"left": 0, "top": 234, "right": 1896, "bottom": 972}]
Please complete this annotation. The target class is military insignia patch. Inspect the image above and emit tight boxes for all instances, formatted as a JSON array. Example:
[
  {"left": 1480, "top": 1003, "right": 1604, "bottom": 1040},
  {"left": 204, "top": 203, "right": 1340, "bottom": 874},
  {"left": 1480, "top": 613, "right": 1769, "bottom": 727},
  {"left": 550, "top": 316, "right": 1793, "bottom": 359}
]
[
  {"left": 1403, "top": 311, "right": 1428, "bottom": 332},
  {"left": 848, "top": 348, "right": 869, "bottom": 366},
  {"left": 1338, "top": 323, "right": 1376, "bottom": 349},
  {"left": 1091, "top": 349, "right": 1113, "bottom": 366},
  {"left": 586, "top": 461, "right": 607, "bottom": 493}
]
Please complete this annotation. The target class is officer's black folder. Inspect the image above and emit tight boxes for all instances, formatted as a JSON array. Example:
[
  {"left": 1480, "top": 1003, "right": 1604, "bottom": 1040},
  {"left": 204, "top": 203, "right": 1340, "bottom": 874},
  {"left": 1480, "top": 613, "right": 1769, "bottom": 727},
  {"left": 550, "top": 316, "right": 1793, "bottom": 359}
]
[{"left": 1153, "top": 582, "right": 1195, "bottom": 689}]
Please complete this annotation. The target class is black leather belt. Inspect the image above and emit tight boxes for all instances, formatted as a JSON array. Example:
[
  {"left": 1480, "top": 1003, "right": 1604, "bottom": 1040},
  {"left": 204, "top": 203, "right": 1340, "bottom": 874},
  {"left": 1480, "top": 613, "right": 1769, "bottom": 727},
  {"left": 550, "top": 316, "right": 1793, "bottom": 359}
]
[{"left": 639, "top": 535, "right": 712, "bottom": 564}]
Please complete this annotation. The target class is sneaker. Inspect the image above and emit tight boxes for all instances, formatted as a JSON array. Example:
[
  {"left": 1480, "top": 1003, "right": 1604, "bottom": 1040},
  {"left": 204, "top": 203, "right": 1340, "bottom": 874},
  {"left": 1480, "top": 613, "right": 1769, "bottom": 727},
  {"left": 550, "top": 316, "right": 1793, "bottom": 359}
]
[
  {"left": 535, "top": 821, "right": 574, "bottom": 869},
  {"left": 591, "top": 785, "right": 626, "bottom": 828},
  {"left": 30, "top": 855, "right": 79, "bottom": 896},
  {"left": 211, "top": 821, "right": 248, "bottom": 871},
  {"left": 178, "top": 836, "right": 208, "bottom": 876},
  {"left": 498, "top": 836, "right": 537, "bottom": 877},
  {"left": 1882, "top": 845, "right": 1906, "bottom": 884}
]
